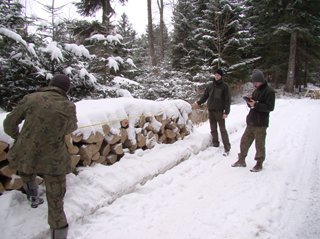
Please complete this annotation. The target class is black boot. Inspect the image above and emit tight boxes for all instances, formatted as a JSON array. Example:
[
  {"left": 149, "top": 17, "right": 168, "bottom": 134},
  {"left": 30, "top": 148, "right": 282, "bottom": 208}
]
[{"left": 250, "top": 161, "right": 263, "bottom": 172}]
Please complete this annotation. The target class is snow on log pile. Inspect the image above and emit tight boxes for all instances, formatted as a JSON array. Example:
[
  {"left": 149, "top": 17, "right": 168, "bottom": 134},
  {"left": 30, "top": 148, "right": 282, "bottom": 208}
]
[{"left": 0, "top": 98, "right": 192, "bottom": 194}]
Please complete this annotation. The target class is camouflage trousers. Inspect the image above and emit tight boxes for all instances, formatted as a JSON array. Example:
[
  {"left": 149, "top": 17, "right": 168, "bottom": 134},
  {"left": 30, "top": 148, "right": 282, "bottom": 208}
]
[
  {"left": 238, "top": 125, "right": 267, "bottom": 162},
  {"left": 20, "top": 172, "right": 67, "bottom": 230},
  {"left": 208, "top": 110, "right": 231, "bottom": 151}
]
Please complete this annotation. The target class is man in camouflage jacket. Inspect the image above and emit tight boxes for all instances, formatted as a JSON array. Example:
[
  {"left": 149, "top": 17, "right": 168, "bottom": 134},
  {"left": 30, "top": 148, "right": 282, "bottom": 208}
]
[
  {"left": 193, "top": 69, "right": 231, "bottom": 155},
  {"left": 232, "top": 69, "right": 275, "bottom": 172},
  {"left": 3, "top": 74, "right": 78, "bottom": 239}
]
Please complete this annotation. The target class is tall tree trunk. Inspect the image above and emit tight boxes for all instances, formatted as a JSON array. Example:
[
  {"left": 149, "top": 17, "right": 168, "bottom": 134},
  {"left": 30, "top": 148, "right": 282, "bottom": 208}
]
[
  {"left": 304, "top": 57, "right": 308, "bottom": 88},
  {"left": 286, "top": 30, "right": 297, "bottom": 93},
  {"left": 102, "top": 0, "right": 113, "bottom": 31},
  {"left": 157, "top": 0, "right": 165, "bottom": 61},
  {"left": 275, "top": 42, "right": 279, "bottom": 89},
  {"left": 102, "top": 0, "right": 113, "bottom": 84},
  {"left": 52, "top": 0, "right": 55, "bottom": 41},
  {"left": 147, "top": 0, "right": 157, "bottom": 66}
]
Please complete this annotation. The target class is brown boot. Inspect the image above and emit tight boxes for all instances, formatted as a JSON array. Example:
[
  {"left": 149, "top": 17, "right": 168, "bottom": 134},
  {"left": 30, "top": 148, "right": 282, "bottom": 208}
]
[
  {"left": 231, "top": 158, "right": 246, "bottom": 167},
  {"left": 250, "top": 161, "right": 263, "bottom": 172}
]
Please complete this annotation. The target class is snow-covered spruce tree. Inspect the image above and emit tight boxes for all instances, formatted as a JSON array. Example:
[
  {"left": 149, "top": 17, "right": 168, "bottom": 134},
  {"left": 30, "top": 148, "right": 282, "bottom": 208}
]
[
  {"left": 115, "top": 12, "right": 140, "bottom": 79},
  {"left": 245, "top": 0, "right": 320, "bottom": 90},
  {"left": 171, "top": 0, "right": 206, "bottom": 76},
  {"left": 0, "top": 0, "right": 42, "bottom": 111},
  {"left": 31, "top": 2, "right": 103, "bottom": 102},
  {"left": 197, "top": 0, "right": 257, "bottom": 82}
]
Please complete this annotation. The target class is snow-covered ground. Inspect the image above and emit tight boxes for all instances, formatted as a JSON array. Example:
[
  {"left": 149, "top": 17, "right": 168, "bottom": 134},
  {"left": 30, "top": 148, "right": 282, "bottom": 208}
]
[{"left": 1, "top": 98, "right": 320, "bottom": 239}]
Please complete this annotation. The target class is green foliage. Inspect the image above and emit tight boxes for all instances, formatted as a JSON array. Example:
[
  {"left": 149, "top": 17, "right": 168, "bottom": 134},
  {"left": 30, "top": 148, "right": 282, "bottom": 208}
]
[{"left": 245, "top": 0, "right": 320, "bottom": 87}]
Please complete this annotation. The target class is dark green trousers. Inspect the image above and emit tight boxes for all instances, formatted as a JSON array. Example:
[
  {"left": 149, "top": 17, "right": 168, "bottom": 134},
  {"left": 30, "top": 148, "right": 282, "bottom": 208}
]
[
  {"left": 208, "top": 110, "right": 231, "bottom": 151},
  {"left": 20, "top": 172, "right": 67, "bottom": 230},
  {"left": 238, "top": 125, "right": 267, "bottom": 162}
]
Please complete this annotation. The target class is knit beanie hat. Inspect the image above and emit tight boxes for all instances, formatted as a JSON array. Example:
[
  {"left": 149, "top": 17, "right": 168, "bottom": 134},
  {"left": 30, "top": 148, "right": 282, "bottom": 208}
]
[
  {"left": 251, "top": 69, "right": 265, "bottom": 83},
  {"left": 214, "top": 69, "right": 223, "bottom": 77},
  {"left": 49, "top": 74, "right": 71, "bottom": 92}
]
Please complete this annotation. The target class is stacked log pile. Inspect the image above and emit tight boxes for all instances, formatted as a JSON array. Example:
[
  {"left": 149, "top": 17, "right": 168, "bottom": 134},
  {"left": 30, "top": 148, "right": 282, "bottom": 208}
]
[{"left": 0, "top": 113, "right": 192, "bottom": 194}]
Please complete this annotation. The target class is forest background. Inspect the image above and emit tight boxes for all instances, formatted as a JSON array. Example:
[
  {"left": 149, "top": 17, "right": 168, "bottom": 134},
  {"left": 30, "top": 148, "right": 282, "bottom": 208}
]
[{"left": 1, "top": 0, "right": 320, "bottom": 112}]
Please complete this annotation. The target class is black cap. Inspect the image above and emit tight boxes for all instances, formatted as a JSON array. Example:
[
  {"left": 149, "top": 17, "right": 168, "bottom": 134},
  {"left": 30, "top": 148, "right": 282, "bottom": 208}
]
[
  {"left": 214, "top": 69, "right": 223, "bottom": 77},
  {"left": 251, "top": 69, "right": 265, "bottom": 83},
  {"left": 49, "top": 74, "right": 71, "bottom": 92}
]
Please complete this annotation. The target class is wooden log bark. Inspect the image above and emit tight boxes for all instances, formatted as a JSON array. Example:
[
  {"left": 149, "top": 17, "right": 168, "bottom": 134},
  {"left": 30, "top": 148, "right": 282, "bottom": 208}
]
[
  {"left": 165, "top": 129, "right": 176, "bottom": 139},
  {"left": 145, "top": 136, "right": 157, "bottom": 149},
  {"left": 129, "top": 143, "right": 137, "bottom": 152},
  {"left": 71, "top": 134, "right": 83, "bottom": 143},
  {"left": 0, "top": 151, "right": 7, "bottom": 162},
  {"left": 82, "top": 132, "right": 105, "bottom": 144},
  {"left": 147, "top": 131, "right": 154, "bottom": 139},
  {"left": 110, "top": 143, "right": 124, "bottom": 155},
  {"left": 92, "top": 140, "right": 103, "bottom": 155},
  {"left": 121, "top": 119, "right": 129, "bottom": 128},
  {"left": 137, "top": 135, "right": 146, "bottom": 148},
  {"left": 105, "top": 133, "right": 121, "bottom": 144},
  {"left": 158, "top": 134, "right": 166, "bottom": 143},
  {"left": 122, "top": 139, "right": 137, "bottom": 152},
  {"left": 136, "top": 132, "right": 143, "bottom": 142},
  {"left": 155, "top": 114, "right": 163, "bottom": 122},
  {"left": 167, "top": 138, "right": 176, "bottom": 144},
  {"left": 102, "top": 124, "right": 110, "bottom": 135},
  {"left": 79, "top": 144, "right": 93, "bottom": 166},
  {"left": 3, "top": 177, "right": 23, "bottom": 190},
  {"left": 80, "top": 158, "right": 92, "bottom": 167},
  {"left": 135, "top": 115, "right": 146, "bottom": 128},
  {"left": 142, "top": 128, "right": 148, "bottom": 137},
  {"left": 145, "top": 116, "right": 153, "bottom": 122},
  {"left": 120, "top": 128, "right": 128, "bottom": 144},
  {"left": 0, "top": 181, "right": 5, "bottom": 194},
  {"left": 0, "top": 141, "right": 8, "bottom": 153},
  {"left": 0, "top": 165, "right": 17, "bottom": 178},
  {"left": 94, "top": 156, "right": 106, "bottom": 164},
  {"left": 145, "top": 122, "right": 153, "bottom": 131},
  {"left": 70, "top": 155, "right": 81, "bottom": 169},
  {"left": 99, "top": 141, "right": 110, "bottom": 156},
  {"left": 105, "top": 154, "right": 118, "bottom": 165},
  {"left": 65, "top": 135, "right": 79, "bottom": 155},
  {"left": 154, "top": 133, "right": 159, "bottom": 143},
  {"left": 91, "top": 152, "right": 100, "bottom": 161}
]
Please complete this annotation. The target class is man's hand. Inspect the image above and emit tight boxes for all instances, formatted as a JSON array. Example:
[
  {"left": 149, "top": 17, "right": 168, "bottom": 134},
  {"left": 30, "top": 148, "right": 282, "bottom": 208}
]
[
  {"left": 193, "top": 102, "right": 198, "bottom": 107},
  {"left": 222, "top": 114, "right": 228, "bottom": 119},
  {"left": 247, "top": 98, "right": 256, "bottom": 107}
]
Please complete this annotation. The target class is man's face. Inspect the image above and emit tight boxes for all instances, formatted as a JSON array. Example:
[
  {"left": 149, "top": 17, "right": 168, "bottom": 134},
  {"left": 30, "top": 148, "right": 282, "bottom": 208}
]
[
  {"left": 214, "top": 73, "right": 222, "bottom": 81},
  {"left": 253, "top": 82, "right": 264, "bottom": 88}
]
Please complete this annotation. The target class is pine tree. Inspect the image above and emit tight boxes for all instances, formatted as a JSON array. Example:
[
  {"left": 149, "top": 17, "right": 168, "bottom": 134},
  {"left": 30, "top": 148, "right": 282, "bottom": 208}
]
[
  {"left": 0, "top": 0, "right": 42, "bottom": 111},
  {"left": 198, "top": 0, "right": 255, "bottom": 82},
  {"left": 171, "top": 0, "right": 206, "bottom": 75},
  {"left": 245, "top": 0, "right": 320, "bottom": 90}
]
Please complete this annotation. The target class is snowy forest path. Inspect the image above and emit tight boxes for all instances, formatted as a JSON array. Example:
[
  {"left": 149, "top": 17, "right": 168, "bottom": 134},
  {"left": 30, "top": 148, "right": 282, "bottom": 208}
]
[
  {"left": 68, "top": 99, "right": 320, "bottom": 239},
  {"left": 1, "top": 99, "right": 320, "bottom": 239}
]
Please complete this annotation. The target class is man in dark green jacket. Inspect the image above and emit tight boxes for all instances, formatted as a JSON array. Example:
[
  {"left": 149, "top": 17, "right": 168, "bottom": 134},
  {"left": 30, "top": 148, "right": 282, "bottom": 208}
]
[
  {"left": 193, "top": 69, "right": 231, "bottom": 156},
  {"left": 232, "top": 69, "right": 275, "bottom": 172},
  {"left": 3, "top": 74, "right": 78, "bottom": 239}
]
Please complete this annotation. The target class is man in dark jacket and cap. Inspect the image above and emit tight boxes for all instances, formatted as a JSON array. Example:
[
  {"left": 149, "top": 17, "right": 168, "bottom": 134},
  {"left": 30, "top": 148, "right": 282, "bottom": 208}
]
[
  {"left": 193, "top": 69, "right": 231, "bottom": 156},
  {"left": 3, "top": 74, "right": 78, "bottom": 239},
  {"left": 232, "top": 69, "right": 275, "bottom": 172}
]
